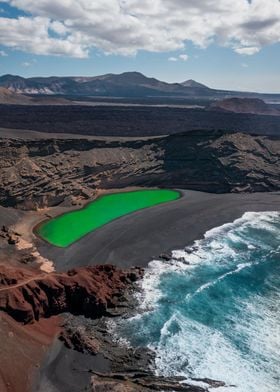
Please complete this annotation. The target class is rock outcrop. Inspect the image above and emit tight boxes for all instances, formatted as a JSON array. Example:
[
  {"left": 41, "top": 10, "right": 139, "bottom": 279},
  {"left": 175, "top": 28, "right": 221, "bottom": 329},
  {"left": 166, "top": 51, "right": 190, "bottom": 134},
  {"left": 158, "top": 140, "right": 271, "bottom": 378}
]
[
  {"left": 0, "top": 264, "right": 143, "bottom": 324},
  {"left": 210, "top": 97, "right": 280, "bottom": 116},
  {"left": 0, "top": 225, "right": 20, "bottom": 245},
  {"left": 0, "top": 87, "right": 32, "bottom": 105},
  {"left": 58, "top": 312, "right": 226, "bottom": 392},
  {"left": 0, "top": 130, "right": 279, "bottom": 209},
  {"left": 90, "top": 372, "right": 212, "bottom": 391}
]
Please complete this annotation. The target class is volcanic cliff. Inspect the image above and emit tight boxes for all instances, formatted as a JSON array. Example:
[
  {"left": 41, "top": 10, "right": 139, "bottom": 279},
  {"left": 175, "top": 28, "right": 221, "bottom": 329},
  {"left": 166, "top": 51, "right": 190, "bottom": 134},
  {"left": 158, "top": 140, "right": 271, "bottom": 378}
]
[
  {"left": 0, "top": 264, "right": 143, "bottom": 324},
  {"left": 0, "top": 130, "right": 279, "bottom": 209}
]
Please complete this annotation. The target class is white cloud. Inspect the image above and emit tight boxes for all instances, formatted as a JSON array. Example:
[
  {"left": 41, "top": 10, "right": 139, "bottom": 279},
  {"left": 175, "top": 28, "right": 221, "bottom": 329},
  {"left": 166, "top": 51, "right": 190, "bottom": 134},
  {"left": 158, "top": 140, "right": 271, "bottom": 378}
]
[
  {"left": 0, "top": 50, "right": 8, "bottom": 56},
  {"left": 169, "top": 54, "right": 189, "bottom": 62},
  {"left": 235, "top": 46, "right": 260, "bottom": 55},
  {"left": 179, "top": 54, "right": 189, "bottom": 61},
  {"left": 21, "top": 58, "right": 37, "bottom": 67},
  {"left": 0, "top": 16, "right": 88, "bottom": 58},
  {"left": 0, "top": 0, "right": 279, "bottom": 58},
  {"left": 241, "top": 63, "right": 249, "bottom": 67}
]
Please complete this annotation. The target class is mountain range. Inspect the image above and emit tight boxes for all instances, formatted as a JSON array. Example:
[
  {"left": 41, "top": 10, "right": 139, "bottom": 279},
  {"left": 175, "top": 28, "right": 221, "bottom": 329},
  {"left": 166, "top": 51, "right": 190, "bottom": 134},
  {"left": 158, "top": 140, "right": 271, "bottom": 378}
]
[{"left": 0, "top": 72, "right": 279, "bottom": 100}]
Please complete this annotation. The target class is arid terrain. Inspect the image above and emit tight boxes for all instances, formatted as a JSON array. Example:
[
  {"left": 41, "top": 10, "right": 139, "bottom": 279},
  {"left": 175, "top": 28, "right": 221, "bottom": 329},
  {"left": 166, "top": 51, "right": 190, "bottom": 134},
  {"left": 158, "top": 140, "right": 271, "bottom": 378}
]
[
  {"left": 0, "top": 129, "right": 279, "bottom": 210},
  {"left": 1, "top": 0, "right": 280, "bottom": 388},
  {"left": 1, "top": 103, "right": 280, "bottom": 136},
  {"left": 209, "top": 97, "right": 280, "bottom": 116},
  {"left": 0, "top": 94, "right": 279, "bottom": 392}
]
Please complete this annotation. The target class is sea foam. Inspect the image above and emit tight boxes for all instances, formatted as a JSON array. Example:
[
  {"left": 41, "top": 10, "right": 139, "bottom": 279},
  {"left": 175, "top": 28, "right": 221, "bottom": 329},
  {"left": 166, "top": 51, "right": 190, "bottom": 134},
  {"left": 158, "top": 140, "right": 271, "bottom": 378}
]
[{"left": 116, "top": 211, "right": 280, "bottom": 392}]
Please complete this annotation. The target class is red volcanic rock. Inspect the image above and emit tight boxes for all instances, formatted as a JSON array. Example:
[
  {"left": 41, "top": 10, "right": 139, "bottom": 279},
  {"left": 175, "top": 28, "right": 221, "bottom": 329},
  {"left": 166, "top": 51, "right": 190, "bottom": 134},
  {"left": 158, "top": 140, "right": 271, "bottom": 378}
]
[
  {"left": 0, "top": 265, "right": 143, "bottom": 324},
  {"left": 0, "top": 265, "right": 34, "bottom": 286}
]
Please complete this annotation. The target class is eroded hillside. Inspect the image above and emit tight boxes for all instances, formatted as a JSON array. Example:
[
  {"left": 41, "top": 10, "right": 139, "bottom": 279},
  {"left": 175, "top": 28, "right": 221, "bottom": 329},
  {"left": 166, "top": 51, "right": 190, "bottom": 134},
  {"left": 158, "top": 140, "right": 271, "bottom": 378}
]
[{"left": 0, "top": 130, "right": 279, "bottom": 209}]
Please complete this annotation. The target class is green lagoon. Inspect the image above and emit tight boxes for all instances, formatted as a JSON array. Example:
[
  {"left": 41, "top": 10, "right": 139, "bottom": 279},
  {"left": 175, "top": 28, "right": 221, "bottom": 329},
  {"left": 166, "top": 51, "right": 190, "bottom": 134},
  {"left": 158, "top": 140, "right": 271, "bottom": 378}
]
[{"left": 37, "top": 189, "right": 180, "bottom": 247}]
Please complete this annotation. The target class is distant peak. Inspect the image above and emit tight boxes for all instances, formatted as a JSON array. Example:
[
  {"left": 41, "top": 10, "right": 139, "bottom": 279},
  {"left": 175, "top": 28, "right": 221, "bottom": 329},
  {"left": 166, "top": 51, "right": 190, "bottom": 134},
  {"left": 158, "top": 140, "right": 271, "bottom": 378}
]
[
  {"left": 120, "top": 71, "right": 145, "bottom": 76},
  {"left": 181, "top": 79, "right": 209, "bottom": 89},
  {"left": 117, "top": 71, "right": 150, "bottom": 80},
  {"left": 0, "top": 74, "right": 24, "bottom": 80}
]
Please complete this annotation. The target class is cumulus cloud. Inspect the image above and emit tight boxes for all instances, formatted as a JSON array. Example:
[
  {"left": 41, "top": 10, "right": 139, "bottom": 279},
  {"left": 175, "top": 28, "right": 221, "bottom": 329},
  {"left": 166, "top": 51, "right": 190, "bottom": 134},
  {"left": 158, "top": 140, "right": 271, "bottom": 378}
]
[
  {"left": 168, "top": 57, "right": 178, "bottom": 62},
  {"left": 0, "top": 50, "right": 8, "bottom": 56},
  {"left": 0, "top": 16, "right": 88, "bottom": 57},
  {"left": 0, "top": 0, "right": 279, "bottom": 58}
]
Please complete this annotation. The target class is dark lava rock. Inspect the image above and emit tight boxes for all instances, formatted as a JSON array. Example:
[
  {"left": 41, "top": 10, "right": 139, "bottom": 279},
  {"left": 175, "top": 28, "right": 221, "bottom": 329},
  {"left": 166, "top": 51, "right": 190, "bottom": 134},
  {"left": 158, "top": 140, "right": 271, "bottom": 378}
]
[
  {"left": 159, "top": 253, "right": 172, "bottom": 261},
  {"left": 1, "top": 130, "right": 280, "bottom": 209},
  {"left": 90, "top": 371, "right": 226, "bottom": 391}
]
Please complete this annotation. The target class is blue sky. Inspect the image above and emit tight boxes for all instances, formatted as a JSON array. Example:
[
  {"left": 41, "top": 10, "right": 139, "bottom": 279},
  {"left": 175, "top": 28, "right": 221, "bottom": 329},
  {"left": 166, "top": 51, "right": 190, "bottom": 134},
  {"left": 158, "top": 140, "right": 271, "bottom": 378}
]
[{"left": 0, "top": 0, "right": 279, "bottom": 93}]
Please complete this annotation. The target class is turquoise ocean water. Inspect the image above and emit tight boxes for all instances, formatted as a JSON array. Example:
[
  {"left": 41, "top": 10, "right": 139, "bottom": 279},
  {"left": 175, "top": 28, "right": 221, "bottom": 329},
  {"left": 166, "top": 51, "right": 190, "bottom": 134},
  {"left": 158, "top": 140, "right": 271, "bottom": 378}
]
[{"left": 114, "top": 211, "right": 280, "bottom": 392}]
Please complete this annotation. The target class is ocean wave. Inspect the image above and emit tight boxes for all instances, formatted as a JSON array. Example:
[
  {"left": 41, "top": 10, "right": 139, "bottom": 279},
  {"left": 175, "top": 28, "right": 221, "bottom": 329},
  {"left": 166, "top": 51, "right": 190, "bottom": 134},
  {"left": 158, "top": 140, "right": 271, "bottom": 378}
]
[
  {"left": 155, "top": 310, "right": 279, "bottom": 392},
  {"left": 117, "top": 211, "right": 280, "bottom": 392},
  {"left": 187, "top": 261, "right": 253, "bottom": 299},
  {"left": 138, "top": 211, "right": 279, "bottom": 309}
]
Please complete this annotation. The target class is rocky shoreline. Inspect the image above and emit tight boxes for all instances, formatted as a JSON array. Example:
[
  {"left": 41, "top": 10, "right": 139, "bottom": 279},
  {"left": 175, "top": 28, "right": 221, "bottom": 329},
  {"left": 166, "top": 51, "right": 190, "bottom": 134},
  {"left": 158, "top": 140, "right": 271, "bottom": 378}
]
[
  {"left": 0, "top": 258, "right": 225, "bottom": 391},
  {"left": 58, "top": 314, "right": 226, "bottom": 392},
  {"left": 40, "top": 278, "right": 226, "bottom": 392}
]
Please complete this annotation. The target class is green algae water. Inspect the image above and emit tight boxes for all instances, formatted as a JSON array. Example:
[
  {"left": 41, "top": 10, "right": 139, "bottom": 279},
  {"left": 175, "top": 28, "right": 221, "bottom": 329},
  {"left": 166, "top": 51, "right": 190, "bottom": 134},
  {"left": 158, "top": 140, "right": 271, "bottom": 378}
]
[{"left": 37, "top": 189, "right": 180, "bottom": 247}]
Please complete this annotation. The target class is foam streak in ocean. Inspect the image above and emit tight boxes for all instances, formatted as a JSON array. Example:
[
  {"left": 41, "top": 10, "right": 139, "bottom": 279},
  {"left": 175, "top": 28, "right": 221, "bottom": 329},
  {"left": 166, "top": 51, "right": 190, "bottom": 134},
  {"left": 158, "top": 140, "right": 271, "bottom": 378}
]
[{"left": 116, "top": 211, "right": 280, "bottom": 392}]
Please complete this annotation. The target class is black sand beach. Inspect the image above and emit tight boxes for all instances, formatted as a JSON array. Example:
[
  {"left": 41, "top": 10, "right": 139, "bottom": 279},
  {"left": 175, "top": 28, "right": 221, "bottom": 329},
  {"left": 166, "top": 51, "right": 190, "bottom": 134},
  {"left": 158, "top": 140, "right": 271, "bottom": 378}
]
[
  {"left": 37, "top": 190, "right": 280, "bottom": 271},
  {"left": 33, "top": 189, "right": 280, "bottom": 391},
  {"left": 1, "top": 188, "right": 279, "bottom": 392},
  {"left": 34, "top": 340, "right": 111, "bottom": 392}
]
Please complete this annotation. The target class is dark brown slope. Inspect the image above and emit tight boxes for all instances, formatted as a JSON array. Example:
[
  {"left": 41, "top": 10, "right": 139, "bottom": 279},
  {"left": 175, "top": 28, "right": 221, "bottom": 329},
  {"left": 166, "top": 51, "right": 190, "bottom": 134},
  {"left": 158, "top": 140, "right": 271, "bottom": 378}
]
[
  {"left": 0, "top": 312, "right": 60, "bottom": 392},
  {"left": 0, "top": 130, "right": 279, "bottom": 209},
  {"left": 0, "top": 87, "right": 32, "bottom": 104},
  {"left": 210, "top": 97, "right": 280, "bottom": 116},
  {"left": 1, "top": 104, "right": 280, "bottom": 136},
  {"left": 0, "top": 87, "right": 71, "bottom": 105}
]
